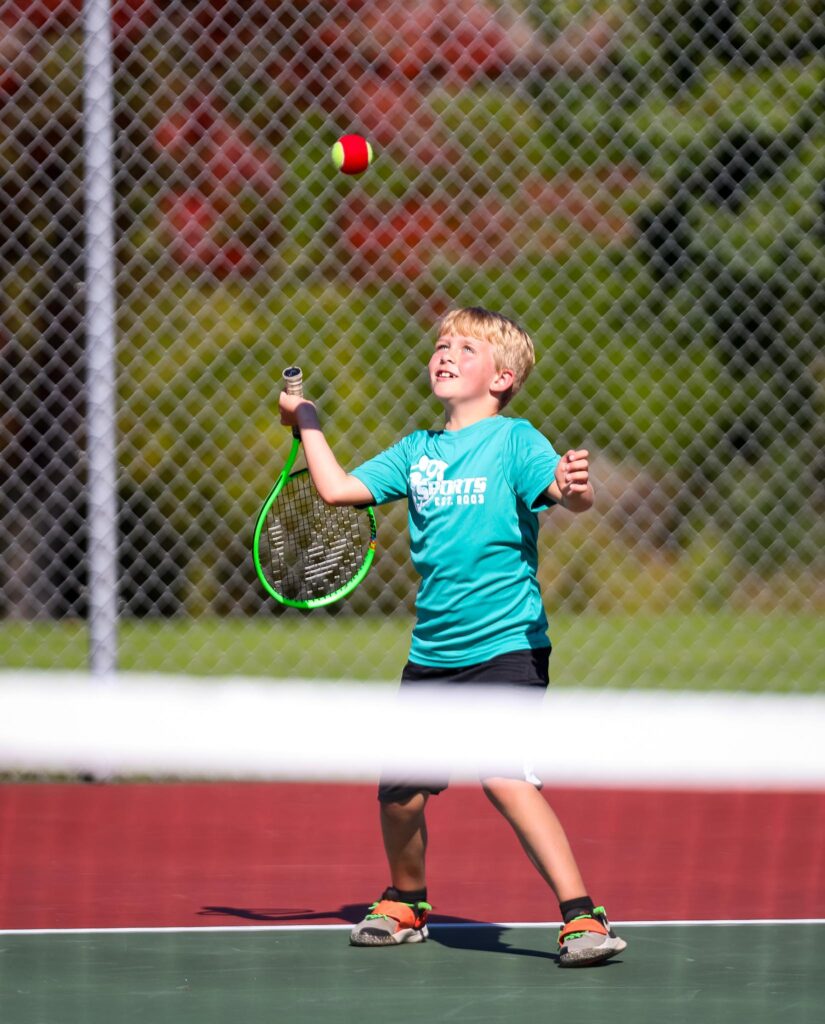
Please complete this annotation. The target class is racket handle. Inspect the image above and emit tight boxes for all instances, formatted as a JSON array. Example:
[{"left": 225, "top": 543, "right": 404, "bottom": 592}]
[{"left": 283, "top": 366, "right": 303, "bottom": 439}]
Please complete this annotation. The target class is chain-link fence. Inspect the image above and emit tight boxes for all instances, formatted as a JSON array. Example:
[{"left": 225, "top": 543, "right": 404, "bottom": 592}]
[{"left": 1, "top": 1, "right": 823, "bottom": 689}]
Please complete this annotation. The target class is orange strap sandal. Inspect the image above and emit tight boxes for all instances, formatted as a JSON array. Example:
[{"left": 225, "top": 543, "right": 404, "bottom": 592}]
[
  {"left": 350, "top": 897, "right": 431, "bottom": 946},
  {"left": 557, "top": 907, "right": 627, "bottom": 967}
]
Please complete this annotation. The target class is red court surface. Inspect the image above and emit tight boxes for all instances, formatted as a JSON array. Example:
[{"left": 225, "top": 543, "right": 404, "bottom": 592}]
[{"left": 2, "top": 782, "right": 824, "bottom": 930}]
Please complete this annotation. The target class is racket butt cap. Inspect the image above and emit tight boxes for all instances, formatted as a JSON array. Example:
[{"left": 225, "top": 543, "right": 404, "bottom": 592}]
[{"left": 283, "top": 366, "right": 303, "bottom": 396}]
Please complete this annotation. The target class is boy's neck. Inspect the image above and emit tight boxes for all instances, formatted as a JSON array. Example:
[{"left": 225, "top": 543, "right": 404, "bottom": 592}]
[{"left": 442, "top": 398, "right": 501, "bottom": 432}]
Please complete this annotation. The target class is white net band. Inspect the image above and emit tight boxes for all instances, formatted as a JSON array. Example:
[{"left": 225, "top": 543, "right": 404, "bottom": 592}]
[{"left": 3, "top": 673, "right": 824, "bottom": 788}]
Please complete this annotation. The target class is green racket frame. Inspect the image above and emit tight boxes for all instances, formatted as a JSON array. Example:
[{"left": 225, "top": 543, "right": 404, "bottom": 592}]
[{"left": 252, "top": 435, "right": 377, "bottom": 608}]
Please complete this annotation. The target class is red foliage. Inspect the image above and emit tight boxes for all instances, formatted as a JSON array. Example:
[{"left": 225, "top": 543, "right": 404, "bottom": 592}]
[
  {"left": 159, "top": 188, "right": 259, "bottom": 280},
  {"left": 344, "top": 75, "right": 450, "bottom": 166},
  {"left": 0, "top": 68, "right": 21, "bottom": 99},
  {"left": 153, "top": 103, "right": 280, "bottom": 198},
  {"left": 152, "top": 94, "right": 282, "bottom": 277},
  {"left": 2, "top": 1, "right": 155, "bottom": 34},
  {"left": 315, "top": 0, "right": 534, "bottom": 84},
  {"left": 338, "top": 195, "right": 473, "bottom": 283},
  {"left": 336, "top": 164, "right": 649, "bottom": 284}
]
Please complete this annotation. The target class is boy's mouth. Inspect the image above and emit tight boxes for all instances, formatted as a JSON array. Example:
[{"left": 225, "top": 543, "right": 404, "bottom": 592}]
[{"left": 435, "top": 370, "right": 457, "bottom": 379}]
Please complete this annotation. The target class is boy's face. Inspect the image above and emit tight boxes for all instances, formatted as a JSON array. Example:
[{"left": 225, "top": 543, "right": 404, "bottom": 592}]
[{"left": 429, "top": 332, "right": 510, "bottom": 405}]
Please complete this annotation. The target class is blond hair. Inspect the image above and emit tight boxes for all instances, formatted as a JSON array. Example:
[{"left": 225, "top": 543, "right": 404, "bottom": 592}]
[{"left": 437, "top": 307, "right": 535, "bottom": 407}]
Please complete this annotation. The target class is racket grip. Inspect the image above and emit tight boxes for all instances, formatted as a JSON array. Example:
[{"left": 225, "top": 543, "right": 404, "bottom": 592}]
[{"left": 283, "top": 366, "right": 303, "bottom": 439}]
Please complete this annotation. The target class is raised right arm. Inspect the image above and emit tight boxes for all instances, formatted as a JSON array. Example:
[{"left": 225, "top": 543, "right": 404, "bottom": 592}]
[{"left": 279, "top": 392, "right": 374, "bottom": 507}]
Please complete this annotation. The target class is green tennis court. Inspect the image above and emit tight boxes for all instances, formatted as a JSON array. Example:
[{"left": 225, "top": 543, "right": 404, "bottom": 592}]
[{"left": 3, "top": 922, "right": 824, "bottom": 1024}]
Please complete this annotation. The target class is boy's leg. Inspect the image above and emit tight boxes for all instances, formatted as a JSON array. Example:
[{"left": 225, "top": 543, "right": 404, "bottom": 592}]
[
  {"left": 381, "top": 791, "right": 429, "bottom": 891},
  {"left": 482, "top": 777, "right": 626, "bottom": 966},
  {"left": 350, "top": 791, "right": 432, "bottom": 946},
  {"left": 481, "top": 777, "right": 585, "bottom": 899}
]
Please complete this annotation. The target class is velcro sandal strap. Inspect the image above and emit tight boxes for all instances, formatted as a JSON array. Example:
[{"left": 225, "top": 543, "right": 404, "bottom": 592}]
[
  {"left": 366, "top": 900, "right": 419, "bottom": 927},
  {"left": 559, "top": 916, "right": 608, "bottom": 942}
]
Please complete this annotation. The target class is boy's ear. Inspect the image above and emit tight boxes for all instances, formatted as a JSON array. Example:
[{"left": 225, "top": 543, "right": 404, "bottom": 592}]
[{"left": 490, "top": 367, "right": 515, "bottom": 395}]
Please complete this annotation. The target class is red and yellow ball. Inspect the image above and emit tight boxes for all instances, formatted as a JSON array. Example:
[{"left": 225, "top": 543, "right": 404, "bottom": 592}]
[{"left": 331, "top": 134, "right": 374, "bottom": 175}]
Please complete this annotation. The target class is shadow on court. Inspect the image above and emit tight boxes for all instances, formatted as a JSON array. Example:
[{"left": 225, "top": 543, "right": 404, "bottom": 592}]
[
  {"left": 198, "top": 902, "right": 539, "bottom": 930},
  {"left": 198, "top": 904, "right": 604, "bottom": 963},
  {"left": 199, "top": 902, "right": 369, "bottom": 923},
  {"left": 430, "top": 924, "right": 560, "bottom": 962}
]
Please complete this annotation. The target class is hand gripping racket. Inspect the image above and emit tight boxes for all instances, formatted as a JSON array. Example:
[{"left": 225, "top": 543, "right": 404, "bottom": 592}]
[{"left": 253, "top": 367, "right": 377, "bottom": 608}]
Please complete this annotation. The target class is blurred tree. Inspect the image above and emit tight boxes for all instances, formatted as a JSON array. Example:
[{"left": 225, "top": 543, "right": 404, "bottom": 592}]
[
  {"left": 0, "top": 34, "right": 86, "bottom": 618},
  {"left": 644, "top": 0, "right": 746, "bottom": 94}
]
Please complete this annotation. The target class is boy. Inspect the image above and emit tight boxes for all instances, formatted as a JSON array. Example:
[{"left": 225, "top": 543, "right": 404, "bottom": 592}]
[{"left": 278, "top": 307, "right": 626, "bottom": 967}]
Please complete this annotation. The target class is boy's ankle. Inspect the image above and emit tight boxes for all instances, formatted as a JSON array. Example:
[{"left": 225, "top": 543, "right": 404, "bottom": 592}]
[
  {"left": 559, "top": 895, "right": 595, "bottom": 923},
  {"left": 385, "top": 885, "right": 428, "bottom": 905}
]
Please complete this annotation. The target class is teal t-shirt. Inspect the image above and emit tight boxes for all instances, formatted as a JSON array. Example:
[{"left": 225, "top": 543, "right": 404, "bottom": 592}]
[{"left": 351, "top": 416, "right": 561, "bottom": 667}]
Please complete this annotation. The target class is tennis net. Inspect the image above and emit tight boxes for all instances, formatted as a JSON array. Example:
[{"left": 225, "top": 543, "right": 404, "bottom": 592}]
[
  {"left": 2, "top": 671, "right": 825, "bottom": 788},
  {"left": 2, "top": 671, "right": 825, "bottom": 1024}
]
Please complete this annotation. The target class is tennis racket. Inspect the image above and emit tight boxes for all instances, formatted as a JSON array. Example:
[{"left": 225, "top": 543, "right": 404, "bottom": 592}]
[{"left": 252, "top": 367, "right": 377, "bottom": 608}]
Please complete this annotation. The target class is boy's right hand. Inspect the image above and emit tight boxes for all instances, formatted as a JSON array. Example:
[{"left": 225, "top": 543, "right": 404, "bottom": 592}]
[
  {"left": 279, "top": 391, "right": 317, "bottom": 429},
  {"left": 276, "top": 391, "right": 373, "bottom": 507}
]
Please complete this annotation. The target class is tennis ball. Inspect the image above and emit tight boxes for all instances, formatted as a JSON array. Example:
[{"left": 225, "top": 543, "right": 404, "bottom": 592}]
[{"left": 332, "top": 134, "right": 374, "bottom": 175}]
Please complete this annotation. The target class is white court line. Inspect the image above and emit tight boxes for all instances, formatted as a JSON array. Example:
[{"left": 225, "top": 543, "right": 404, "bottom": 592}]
[{"left": 2, "top": 919, "right": 824, "bottom": 936}]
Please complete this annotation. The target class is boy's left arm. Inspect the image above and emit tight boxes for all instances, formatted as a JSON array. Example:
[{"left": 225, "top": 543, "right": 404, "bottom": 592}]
[{"left": 545, "top": 449, "right": 594, "bottom": 513}]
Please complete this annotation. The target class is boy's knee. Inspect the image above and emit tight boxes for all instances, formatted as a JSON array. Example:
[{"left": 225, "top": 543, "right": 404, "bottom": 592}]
[
  {"left": 380, "top": 792, "right": 428, "bottom": 823},
  {"left": 482, "top": 776, "right": 531, "bottom": 808},
  {"left": 481, "top": 777, "right": 505, "bottom": 805}
]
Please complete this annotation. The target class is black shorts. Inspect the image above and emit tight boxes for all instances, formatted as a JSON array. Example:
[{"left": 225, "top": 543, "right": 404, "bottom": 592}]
[{"left": 377, "top": 647, "right": 551, "bottom": 804}]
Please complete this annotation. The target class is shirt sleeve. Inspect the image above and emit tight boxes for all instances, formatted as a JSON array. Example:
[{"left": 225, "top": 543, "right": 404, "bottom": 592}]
[
  {"left": 506, "top": 420, "right": 561, "bottom": 512},
  {"left": 350, "top": 435, "right": 412, "bottom": 506}
]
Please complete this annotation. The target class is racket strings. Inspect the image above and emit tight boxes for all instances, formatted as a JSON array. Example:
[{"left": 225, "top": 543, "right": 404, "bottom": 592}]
[{"left": 263, "top": 471, "right": 373, "bottom": 601}]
